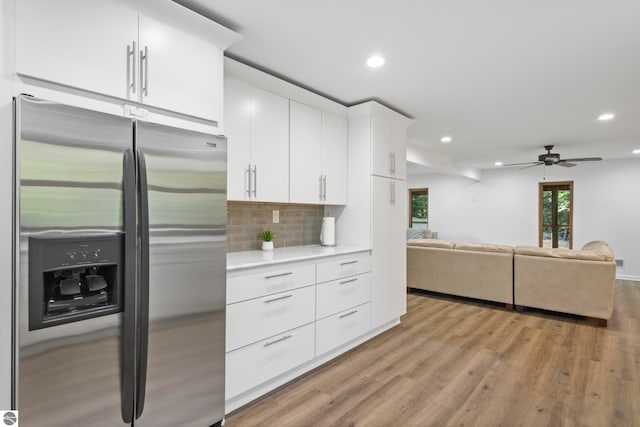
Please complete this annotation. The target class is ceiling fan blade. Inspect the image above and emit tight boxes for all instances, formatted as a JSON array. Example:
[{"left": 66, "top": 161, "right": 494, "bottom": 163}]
[
  {"left": 557, "top": 162, "right": 576, "bottom": 167},
  {"left": 562, "top": 157, "right": 603, "bottom": 162},
  {"left": 502, "top": 161, "right": 540, "bottom": 167},
  {"left": 518, "top": 162, "right": 544, "bottom": 170}
]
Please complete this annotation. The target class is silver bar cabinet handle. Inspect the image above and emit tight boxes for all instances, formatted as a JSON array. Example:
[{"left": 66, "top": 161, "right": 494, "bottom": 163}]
[
  {"left": 392, "top": 181, "right": 396, "bottom": 204},
  {"left": 264, "top": 335, "right": 292, "bottom": 347},
  {"left": 319, "top": 175, "right": 323, "bottom": 200},
  {"left": 246, "top": 164, "right": 252, "bottom": 197},
  {"left": 264, "top": 294, "right": 293, "bottom": 303},
  {"left": 141, "top": 46, "right": 149, "bottom": 97},
  {"left": 323, "top": 175, "right": 327, "bottom": 200},
  {"left": 340, "top": 260, "right": 358, "bottom": 266},
  {"left": 340, "top": 278, "right": 358, "bottom": 285},
  {"left": 127, "top": 41, "right": 136, "bottom": 95},
  {"left": 252, "top": 165, "right": 257, "bottom": 197},
  {"left": 389, "top": 182, "right": 393, "bottom": 203},
  {"left": 264, "top": 272, "right": 293, "bottom": 279},
  {"left": 339, "top": 310, "right": 358, "bottom": 319}
]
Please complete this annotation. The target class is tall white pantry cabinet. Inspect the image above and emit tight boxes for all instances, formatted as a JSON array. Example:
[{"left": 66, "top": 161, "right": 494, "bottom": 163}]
[{"left": 328, "top": 101, "right": 413, "bottom": 329}]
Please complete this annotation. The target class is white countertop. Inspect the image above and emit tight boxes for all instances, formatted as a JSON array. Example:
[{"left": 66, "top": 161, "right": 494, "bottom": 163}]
[{"left": 227, "top": 245, "right": 371, "bottom": 271}]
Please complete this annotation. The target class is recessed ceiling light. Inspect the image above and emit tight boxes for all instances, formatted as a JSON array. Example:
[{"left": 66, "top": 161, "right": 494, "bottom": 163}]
[
  {"left": 440, "top": 136, "right": 452, "bottom": 143},
  {"left": 633, "top": 149, "right": 640, "bottom": 154},
  {"left": 494, "top": 161, "right": 503, "bottom": 166},
  {"left": 597, "top": 113, "right": 615, "bottom": 121},
  {"left": 366, "top": 55, "right": 385, "bottom": 68}
]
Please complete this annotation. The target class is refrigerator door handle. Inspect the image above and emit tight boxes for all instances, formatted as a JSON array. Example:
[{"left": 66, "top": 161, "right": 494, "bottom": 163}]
[
  {"left": 122, "top": 149, "right": 137, "bottom": 423},
  {"left": 136, "top": 148, "right": 150, "bottom": 420}
]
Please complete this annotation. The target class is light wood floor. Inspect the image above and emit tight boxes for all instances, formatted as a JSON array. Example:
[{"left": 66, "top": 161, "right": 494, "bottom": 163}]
[{"left": 227, "top": 280, "right": 640, "bottom": 426}]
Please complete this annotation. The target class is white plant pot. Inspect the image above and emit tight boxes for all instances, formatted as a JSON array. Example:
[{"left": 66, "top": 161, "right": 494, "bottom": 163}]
[{"left": 262, "top": 241, "right": 274, "bottom": 251}]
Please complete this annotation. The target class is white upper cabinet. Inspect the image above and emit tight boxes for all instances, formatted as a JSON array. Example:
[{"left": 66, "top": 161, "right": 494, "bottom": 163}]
[
  {"left": 15, "top": 0, "right": 239, "bottom": 124},
  {"left": 321, "top": 112, "right": 348, "bottom": 205},
  {"left": 225, "top": 78, "right": 289, "bottom": 203},
  {"left": 290, "top": 101, "right": 347, "bottom": 205},
  {"left": 225, "top": 78, "right": 253, "bottom": 201},
  {"left": 371, "top": 110, "right": 407, "bottom": 180},
  {"left": 16, "top": 0, "right": 138, "bottom": 101},
  {"left": 290, "top": 101, "right": 323, "bottom": 204},
  {"left": 137, "top": 14, "right": 224, "bottom": 122}
]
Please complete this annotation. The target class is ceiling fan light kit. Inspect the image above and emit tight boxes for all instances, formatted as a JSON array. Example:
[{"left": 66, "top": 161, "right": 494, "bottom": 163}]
[{"left": 502, "top": 145, "right": 603, "bottom": 170}]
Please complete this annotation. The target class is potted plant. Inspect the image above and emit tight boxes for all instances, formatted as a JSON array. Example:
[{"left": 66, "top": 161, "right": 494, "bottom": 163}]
[{"left": 261, "top": 229, "right": 275, "bottom": 251}]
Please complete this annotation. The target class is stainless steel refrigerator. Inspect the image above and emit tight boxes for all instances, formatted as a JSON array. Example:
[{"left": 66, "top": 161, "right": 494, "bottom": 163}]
[{"left": 12, "top": 95, "right": 227, "bottom": 426}]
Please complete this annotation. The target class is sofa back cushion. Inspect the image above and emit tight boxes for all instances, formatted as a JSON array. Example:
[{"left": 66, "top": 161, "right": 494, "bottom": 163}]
[
  {"left": 407, "top": 238, "right": 455, "bottom": 249},
  {"left": 455, "top": 243, "right": 513, "bottom": 254},
  {"left": 582, "top": 241, "right": 615, "bottom": 261},
  {"left": 515, "top": 244, "right": 613, "bottom": 262},
  {"left": 514, "top": 246, "right": 554, "bottom": 257}
]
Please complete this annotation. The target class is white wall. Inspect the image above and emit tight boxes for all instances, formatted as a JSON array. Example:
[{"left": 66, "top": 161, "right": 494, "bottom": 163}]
[
  {"left": 1, "top": 0, "right": 15, "bottom": 408},
  {"left": 408, "top": 157, "right": 640, "bottom": 279}
]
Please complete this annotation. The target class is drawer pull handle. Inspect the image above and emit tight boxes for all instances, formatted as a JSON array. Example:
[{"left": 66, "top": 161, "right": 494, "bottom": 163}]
[
  {"left": 264, "top": 272, "right": 293, "bottom": 279},
  {"left": 264, "top": 294, "right": 293, "bottom": 303},
  {"left": 339, "top": 310, "right": 358, "bottom": 319},
  {"left": 340, "top": 278, "right": 358, "bottom": 285},
  {"left": 340, "top": 260, "right": 358, "bottom": 266},
  {"left": 264, "top": 334, "right": 292, "bottom": 347}
]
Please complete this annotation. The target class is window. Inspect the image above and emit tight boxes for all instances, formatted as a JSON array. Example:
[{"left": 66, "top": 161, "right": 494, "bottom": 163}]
[
  {"left": 539, "top": 181, "right": 573, "bottom": 248},
  {"left": 409, "top": 188, "right": 428, "bottom": 229}
]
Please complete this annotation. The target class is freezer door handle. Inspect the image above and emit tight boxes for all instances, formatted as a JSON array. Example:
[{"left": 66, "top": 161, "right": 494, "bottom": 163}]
[
  {"left": 122, "top": 149, "right": 136, "bottom": 423},
  {"left": 136, "top": 148, "right": 150, "bottom": 420}
]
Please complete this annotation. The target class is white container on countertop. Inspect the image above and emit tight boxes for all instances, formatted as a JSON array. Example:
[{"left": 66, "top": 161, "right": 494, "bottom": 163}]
[{"left": 320, "top": 216, "right": 336, "bottom": 247}]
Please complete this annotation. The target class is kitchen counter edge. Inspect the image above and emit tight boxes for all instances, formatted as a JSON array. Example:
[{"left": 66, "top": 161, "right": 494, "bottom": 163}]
[{"left": 227, "top": 245, "right": 371, "bottom": 271}]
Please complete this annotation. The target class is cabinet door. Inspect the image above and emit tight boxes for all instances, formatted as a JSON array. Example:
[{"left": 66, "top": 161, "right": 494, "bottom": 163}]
[
  {"left": 290, "top": 101, "right": 323, "bottom": 204},
  {"left": 226, "top": 322, "right": 315, "bottom": 399},
  {"left": 392, "top": 180, "right": 408, "bottom": 316},
  {"left": 371, "top": 113, "right": 393, "bottom": 178},
  {"left": 139, "top": 14, "right": 223, "bottom": 122},
  {"left": 321, "top": 112, "right": 348, "bottom": 205},
  {"left": 391, "top": 118, "right": 408, "bottom": 180},
  {"left": 251, "top": 87, "right": 290, "bottom": 203},
  {"left": 224, "top": 78, "right": 252, "bottom": 201},
  {"left": 16, "top": 0, "right": 138, "bottom": 100},
  {"left": 371, "top": 176, "right": 401, "bottom": 329}
]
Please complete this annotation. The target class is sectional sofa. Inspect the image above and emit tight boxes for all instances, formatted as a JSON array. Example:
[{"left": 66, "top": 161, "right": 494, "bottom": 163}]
[{"left": 406, "top": 239, "right": 616, "bottom": 325}]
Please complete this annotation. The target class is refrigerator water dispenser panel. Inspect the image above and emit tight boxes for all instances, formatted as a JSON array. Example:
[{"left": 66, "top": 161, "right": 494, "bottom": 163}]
[{"left": 28, "top": 234, "right": 124, "bottom": 330}]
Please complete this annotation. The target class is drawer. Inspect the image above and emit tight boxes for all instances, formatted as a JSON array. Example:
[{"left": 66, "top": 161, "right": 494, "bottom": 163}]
[
  {"left": 316, "top": 302, "right": 371, "bottom": 356},
  {"left": 227, "top": 263, "right": 316, "bottom": 304},
  {"left": 316, "top": 272, "right": 371, "bottom": 320},
  {"left": 226, "top": 322, "right": 315, "bottom": 398},
  {"left": 316, "top": 252, "right": 371, "bottom": 283},
  {"left": 226, "top": 285, "right": 315, "bottom": 351}
]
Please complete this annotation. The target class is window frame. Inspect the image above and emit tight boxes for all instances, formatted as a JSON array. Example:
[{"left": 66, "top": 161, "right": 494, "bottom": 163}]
[
  {"left": 538, "top": 181, "right": 574, "bottom": 249},
  {"left": 409, "top": 188, "right": 429, "bottom": 229}
]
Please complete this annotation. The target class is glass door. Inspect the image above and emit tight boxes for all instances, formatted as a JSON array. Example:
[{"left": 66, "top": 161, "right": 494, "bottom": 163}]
[{"left": 539, "top": 181, "right": 573, "bottom": 248}]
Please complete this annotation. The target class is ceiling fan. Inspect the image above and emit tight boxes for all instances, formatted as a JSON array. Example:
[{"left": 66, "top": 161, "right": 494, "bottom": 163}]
[{"left": 503, "top": 145, "right": 603, "bottom": 169}]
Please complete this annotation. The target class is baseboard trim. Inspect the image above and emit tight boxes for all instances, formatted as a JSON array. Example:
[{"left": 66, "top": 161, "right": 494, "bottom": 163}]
[
  {"left": 616, "top": 274, "right": 640, "bottom": 282},
  {"left": 224, "top": 318, "right": 401, "bottom": 414}
]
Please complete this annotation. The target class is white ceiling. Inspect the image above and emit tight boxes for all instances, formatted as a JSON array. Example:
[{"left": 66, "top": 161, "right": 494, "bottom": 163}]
[{"left": 178, "top": 0, "right": 640, "bottom": 170}]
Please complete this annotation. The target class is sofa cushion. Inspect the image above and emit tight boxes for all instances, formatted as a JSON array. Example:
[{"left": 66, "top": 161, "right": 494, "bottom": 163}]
[
  {"left": 514, "top": 246, "right": 554, "bottom": 257},
  {"left": 582, "top": 241, "right": 615, "bottom": 261},
  {"left": 454, "top": 243, "right": 513, "bottom": 254},
  {"left": 515, "top": 245, "right": 610, "bottom": 262},
  {"left": 407, "top": 238, "right": 455, "bottom": 249},
  {"left": 551, "top": 248, "right": 607, "bottom": 261}
]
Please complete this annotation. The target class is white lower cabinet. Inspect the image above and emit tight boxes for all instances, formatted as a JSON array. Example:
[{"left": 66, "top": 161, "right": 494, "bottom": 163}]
[
  {"left": 226, "top": 322, "right": 315, "bottom": 399},
  {"left": 227, "top": 263, "right": 316, "bottom": 304},
  {"left": 316, "top": 253, "right": 372, "bottom": 284},
  {"left": 316, "top": 303, "right": 371, "bottom": 356},
  {"left": 316, "top": 272, "right": 371, "bottom": 320},
  {"left": 226, "top": 285, "right": 315, "bottom": 352},
  {"left": 226, "top": 251, "right": 377, "bottom": 408}
]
